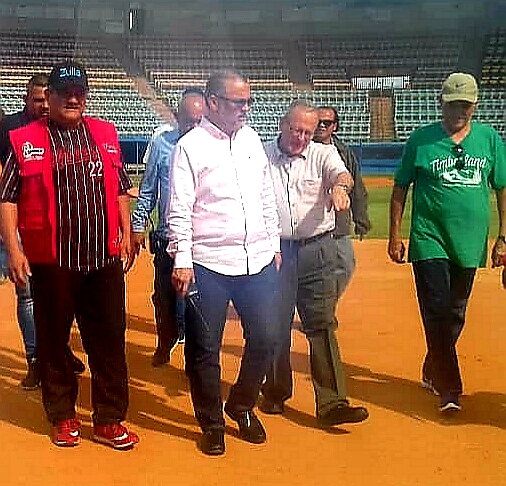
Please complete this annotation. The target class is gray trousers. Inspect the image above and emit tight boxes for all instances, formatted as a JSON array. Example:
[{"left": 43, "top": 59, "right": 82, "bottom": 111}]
[
  {"left": 335, "top": 235, "right": 356, "bottom": 299},
  {"left": 262, "top": 232, "right": 348, "bottom": 417}
]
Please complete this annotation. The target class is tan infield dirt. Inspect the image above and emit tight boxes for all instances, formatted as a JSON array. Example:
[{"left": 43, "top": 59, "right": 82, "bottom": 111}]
[
  {"left": 363, "top": 175, "right": 394, "bottom": 189},
  {"left": 0, "top": 240, "right": 505, "bottom": 485}
]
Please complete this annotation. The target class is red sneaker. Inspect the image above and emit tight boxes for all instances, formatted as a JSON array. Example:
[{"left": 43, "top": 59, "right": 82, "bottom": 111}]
[
  {"left": 92, "top": 423, "right": 139, "bottom": 450},
  {"left": 51, "top": 418, "right": 81, "bottom": 447}
]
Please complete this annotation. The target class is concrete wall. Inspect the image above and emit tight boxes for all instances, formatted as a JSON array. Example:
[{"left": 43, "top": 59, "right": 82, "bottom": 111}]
[{"left": 0, "top": 1, "right": 502, "bottom": 38}]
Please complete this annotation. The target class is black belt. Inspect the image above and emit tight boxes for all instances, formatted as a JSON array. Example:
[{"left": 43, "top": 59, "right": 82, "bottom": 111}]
[{"left": 281, "top": 230, "right": 333, "bottom": 248}]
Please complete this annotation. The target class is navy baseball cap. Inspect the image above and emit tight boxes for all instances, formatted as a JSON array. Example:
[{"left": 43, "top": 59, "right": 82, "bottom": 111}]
[{"left": 48, "top": 62, "right": 89, "bottom": 92}]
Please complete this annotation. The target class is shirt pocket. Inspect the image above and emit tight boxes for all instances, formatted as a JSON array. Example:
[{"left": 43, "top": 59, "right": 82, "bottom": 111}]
[
  {"left": 18, "top": 161, "right": 47, "bottom": 230},
  {"left": 300, "top": 178, "right": 324, "bottom": 202},
  {"left": 19, "top": 160, "right": 43, "bottom": 177}
]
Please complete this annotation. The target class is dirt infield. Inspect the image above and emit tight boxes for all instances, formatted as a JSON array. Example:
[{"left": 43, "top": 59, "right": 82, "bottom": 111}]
[
  {"left": 363, "top": 175, "right": 394, "bottom": 189},
  {"left": 0, "top": 241, "right": 505, "bottom": 485}
]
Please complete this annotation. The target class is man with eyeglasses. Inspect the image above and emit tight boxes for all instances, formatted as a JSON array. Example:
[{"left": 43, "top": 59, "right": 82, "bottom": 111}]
[
  {"left": 388, "top": 72, "right": 506, "bottom": 413},
  {"left": 313, "top": 106, "right": 371, "bottom": 299},
  {"left": 259, "top": 99, "right": 369, "bottom": 428},
  {"left": 0, "top": 62, "right": 138, "bottom": 449},
  {"left": 126, "top": 87, "right": 205, "bottom": 366},
  {"left": 168, "top": 69, "right": 281, "bottom": 455}
]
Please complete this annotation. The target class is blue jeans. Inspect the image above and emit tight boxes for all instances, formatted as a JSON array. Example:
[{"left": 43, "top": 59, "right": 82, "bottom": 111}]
[
  {"left": 0, "top": 240, "right": 36, "bottom": 358},
  {"left": 412, "top": 259, "right": 476, "bottom": 397},
  {"left": 0, "top": 241, "right": 8, "bottom": 282},
  {"left": 184, "top": 260, "right": 278, "bottom": 432},
  {"left": 16, "top": 280, "right": 36, "bottom": 358},
  {"left": 176, "top": 296, "right": 186, "bottom": 340}
]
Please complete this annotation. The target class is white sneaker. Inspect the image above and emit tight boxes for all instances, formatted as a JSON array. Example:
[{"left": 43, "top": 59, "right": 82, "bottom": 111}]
[{"left": 439, "top": 398, "right": 461, "bottom": 413}]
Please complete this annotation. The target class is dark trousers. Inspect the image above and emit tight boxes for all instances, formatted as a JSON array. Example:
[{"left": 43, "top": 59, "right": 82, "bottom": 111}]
[
  {"left": 30, "top": 261, "right": 129, "bottom": 425},
  {"left": 412, "top": 259, "right": 476, "bottom": 397},
  {"left": 262, "top": 233, "right": 348, "bottom": 418},
  {"left": 152, "top": 244, "right": 179, "bottom": 352},
  {"left": 184, "top": 260, "right": 278, "bottom": 432}
]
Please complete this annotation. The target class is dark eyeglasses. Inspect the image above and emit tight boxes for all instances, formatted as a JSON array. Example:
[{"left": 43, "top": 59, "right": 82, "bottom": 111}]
[
  {"left": 318, "top": 119, "right": 336, "bottom": 128},
  {"left": 211, "top": 93, "right": 254, "bottom": 108},
  {"left": 452, "top": 144, "right": 465, "bottom": 170}
]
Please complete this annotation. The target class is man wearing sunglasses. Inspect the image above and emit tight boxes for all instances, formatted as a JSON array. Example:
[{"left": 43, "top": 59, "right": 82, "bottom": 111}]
[
  {"left": 313, "top": 107, "right": 371, "bottom": 299},
  {"left": 388, "top": 72, "right": 506, "bottom": 413}
]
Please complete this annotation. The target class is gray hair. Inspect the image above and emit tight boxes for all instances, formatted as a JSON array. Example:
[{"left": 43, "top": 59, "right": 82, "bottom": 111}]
[
  {"left": 205, "top": 69, "right": 248, "bottom": 99},
  {"left": 282, "top": 99, "right": 318, "bottom": 122}
]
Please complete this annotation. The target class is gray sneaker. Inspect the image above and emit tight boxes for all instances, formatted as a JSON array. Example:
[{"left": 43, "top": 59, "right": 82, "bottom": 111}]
[
  {"left": 421, "top": 377, "right": 440, "bottom": 396},
  {"left": 439, "top": 395, "right": 461, "bottom": 413}
]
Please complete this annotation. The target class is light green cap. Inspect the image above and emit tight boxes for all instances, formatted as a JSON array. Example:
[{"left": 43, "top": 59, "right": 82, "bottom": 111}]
[{"left": 441, "top": 72, "right": 478, "bottom": 103}]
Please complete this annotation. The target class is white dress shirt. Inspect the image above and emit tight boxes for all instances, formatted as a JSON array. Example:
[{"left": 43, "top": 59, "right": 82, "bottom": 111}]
[
  {"left": 167, "top": 117, "right": 281, "bottom": 276},
  {"left": 264, "top": 139, "right": 349, "bottom": 240}
]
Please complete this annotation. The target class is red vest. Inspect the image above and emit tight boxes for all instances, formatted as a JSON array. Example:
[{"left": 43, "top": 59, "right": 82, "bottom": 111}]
[{"left": 9, "top": 117, "right": 123, "bottom": 263}]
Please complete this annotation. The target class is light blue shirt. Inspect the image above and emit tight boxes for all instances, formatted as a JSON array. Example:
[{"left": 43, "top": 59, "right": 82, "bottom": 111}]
[{"left": 131, "top": 124, "right": 179, "bottom": 239}]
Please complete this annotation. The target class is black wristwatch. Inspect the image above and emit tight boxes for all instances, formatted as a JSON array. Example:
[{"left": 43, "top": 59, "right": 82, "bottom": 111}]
[{"left": 497, "top": 235, "right": 506, "bottom": 243}]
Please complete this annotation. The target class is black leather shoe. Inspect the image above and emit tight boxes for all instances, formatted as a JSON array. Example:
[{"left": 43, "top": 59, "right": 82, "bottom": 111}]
[
  {"left": 152, "top": 339, "right": 178, "bottom": 367},
  {"left": 152, "top": 349, "right": 170, "bottom": 367},
  {"left": 201, "top": 429, "right": 225, "bottom": 456},
  {"left": 319, "top": 404, "right": 369, "bottom": 427},
  {"left": 224, "top": 407, "right": 266, "bottom": 444},
  {"left": 152, "top": 344, "right": 174, "bottom": 367},
  {"left": 258, "top": 396, "right": 284, "bottom": 415},
  {"left": 21, "top": 357, "right": 40, "bottom": 390}
]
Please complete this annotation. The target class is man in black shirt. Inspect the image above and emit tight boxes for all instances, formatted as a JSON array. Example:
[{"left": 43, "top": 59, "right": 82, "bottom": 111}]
[{"left": 313, "top": 106, "right": 371, "bottom": 298}]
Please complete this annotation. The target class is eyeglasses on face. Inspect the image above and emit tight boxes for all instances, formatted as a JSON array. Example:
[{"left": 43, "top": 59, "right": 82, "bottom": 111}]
[
  {"left": 452, "top": 144, "right": 465, "bottom": 170},
  {"left": 211, "top": 93, "right": 254, "bottom": 108},
  {"left": 317, "top": 119, "right": 336, "bottom": 128}
]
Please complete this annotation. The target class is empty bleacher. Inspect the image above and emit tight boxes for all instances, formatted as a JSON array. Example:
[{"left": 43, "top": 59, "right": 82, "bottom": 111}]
[
  {"left": 302, "top": 35, "right": 463, "bottom": 89},
  {"left": 0, "top": 31, "right": 504, "bottom": 146},
  {"left": 474, "top": 88, "right": 506, "bottom": 139},
  {"left": 394, "top": 87, "right": 505, "bottom": 142},
  {"left": 394, "top": 89, "right": 440, "bottom": 141},
  {"left": 481, "top": 28, "right": 506, "bottom": 88},
  {"left": 0, "top": 31, "right": 163, "bottom": 137},
  {"left": 130, "top": 37, "right": 292, "bottom": 93},
  {"left": 129, "top": 36, "right": 370, "bottom": 142}
]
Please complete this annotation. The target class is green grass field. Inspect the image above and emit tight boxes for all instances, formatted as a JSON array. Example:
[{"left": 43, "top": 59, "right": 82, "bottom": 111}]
[
  {"left": 367, "top": 186, "right": 411, "bottom": 239},
  {"left": 129, "top": 174, "right": 501, "bottom": 240}
]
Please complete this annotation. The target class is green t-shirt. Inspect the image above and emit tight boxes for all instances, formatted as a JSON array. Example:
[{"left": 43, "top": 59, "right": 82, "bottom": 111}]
[{"left": 394, "top": 121, "right": 506, "bottom": 267}]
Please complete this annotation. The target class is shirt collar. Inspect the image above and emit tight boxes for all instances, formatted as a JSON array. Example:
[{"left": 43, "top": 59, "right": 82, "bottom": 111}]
[
  {"left": 272, "top": 135, "right": 308, "bottom": 164},
  {"left": 200, "top": 116, "right": 240, "bottom": 140},
  {"left": 47, "top": 118, "right": 85, "bottom": 132}
]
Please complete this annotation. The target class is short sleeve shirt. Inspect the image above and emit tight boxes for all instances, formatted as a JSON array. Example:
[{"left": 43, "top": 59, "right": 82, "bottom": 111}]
[{"left": 395, "top": 121, "right": 506, "bottom": 267}]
